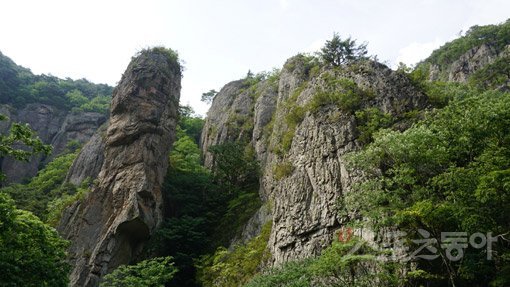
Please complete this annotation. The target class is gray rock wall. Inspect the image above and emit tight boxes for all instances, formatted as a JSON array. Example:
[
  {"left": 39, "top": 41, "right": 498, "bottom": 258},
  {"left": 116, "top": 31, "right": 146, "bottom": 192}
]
[
  {"left": 201, "top": 57, "right": 428, "bottom": 267},
  {"left": 58, "top": 49, "right": 181, "bottom": 286},
  {"left": 0, "top": 103, "right": 106, "bottom": 183}
]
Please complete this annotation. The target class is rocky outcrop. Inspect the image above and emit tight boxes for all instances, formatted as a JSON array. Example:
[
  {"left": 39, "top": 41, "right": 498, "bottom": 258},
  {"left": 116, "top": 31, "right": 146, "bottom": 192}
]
[
  {"left": 201, "top": 80, "right": 253, "bottom": 167},
  {"left": 65, "top": 130, "right": 106, "bottom": 186},
  {"left": 428, "top": 43, "right": 510, "bottom": 84},
  {"left": 0, "top": 104, "right": 106, "bottom": 183},
  {"left": 264, "top": 60, "right": 427, "bottom": 265},
  {"left": 447, "top": 43, "right": 498, "bottom": 82},
  {"left": 58, "top": 49, "right": 181, "bottom": 286},
  {"left": 201, "top": 56, "right": 427, "bottom": 267},
  {"left": 201, "top": 79, "right": 278, "bottom": 168}
]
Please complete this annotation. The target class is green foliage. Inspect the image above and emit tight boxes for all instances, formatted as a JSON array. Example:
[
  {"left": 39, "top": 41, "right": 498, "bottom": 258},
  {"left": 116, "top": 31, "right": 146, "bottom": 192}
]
[
  {"left": 217, "top": 191, "right": 262, "bottom": 243},
  {"left": 101, "top": 257, "right": 178, "bottom": 287},
  {"left": 267, "top": 68, "right": 281, "bottom": 90},
  {"left": 0, "top": 51, "right": 113, "bottom": 110},
  {"left": 273, "top": 162, "right": 294, "bottom": 180},
  {"left": 245, "top": 237, "right": 403, "bottom": 287},
  {"left": 169, "top": 130, "right": 203, "bottom": 173},
  {"left": 178, "top": 105, "right": 205, "bottom": 143},
  {"left": 346, "top": 89, "right": 510, "bottom": 286},
  {"left": 143, "top": 107, "right": 262, "bottom": 286},
  {"left": 424, "top": 81, "right": 476, "bottom": 108},
  {"left": 309, "top": 74, "right": 371, "bottom": 113},
  {"left": 209, "top": 142, "right": 259, "bottom": 190},
  {"left": 136, "top": 46, "right": 182, "bottom": 75},
  {"left": 77, "top": 95, "right": 111, "bottom": 114},
  {"left": 197, "top": 221, "right": 272, "bottom": 287},
  {"left": 46, "top": 179, "right": 91, "bottom": 226},
  {"left": 243, "top": 71, "right": 268, "bottom": 88},
  {"left": 1, "top": 150, "right": 79, "bottom": 221},
  {"left": 273, "top": 82, "right": 309, "bottom": 155},
  {"left": 201, "top": 89, "right": 218, "bottom": 104},
  {"left": 65, "top": 89, "right": 88, "bottom": 106},
  {"left": 208, "top": 142, "right": 261, "bottom": 243},
  {"left": 425, "top": 19, "right": 510, "bottom": 71},
  {"left": 283, "top": 53, "right": 320, "bottom": 79},
  {"left": 355, "top": 107, "right": 393, "bottom": 144},
  {"left": 469, "top": 55, "right": 510, "bottom": 90},
  {"left": 0, "top": 193, "right": 70, "bottom": 286},
  {"left": 0, "top": 115, "right": 52, "bottom": 181},
  {"left": 318, "top": 32, "right": 368, "bottom": 66},
  {"left": 226, "top": 112, "right": 253, "bottom": 139},
  {"left": 245, "top": 260, "right": 313, "bottom": 287}
]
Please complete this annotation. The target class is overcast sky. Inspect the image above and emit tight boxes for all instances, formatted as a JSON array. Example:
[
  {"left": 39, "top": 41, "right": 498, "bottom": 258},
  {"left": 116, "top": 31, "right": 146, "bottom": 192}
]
[{"left": 1, "top": 0, "right": 509, "bottom": 115}]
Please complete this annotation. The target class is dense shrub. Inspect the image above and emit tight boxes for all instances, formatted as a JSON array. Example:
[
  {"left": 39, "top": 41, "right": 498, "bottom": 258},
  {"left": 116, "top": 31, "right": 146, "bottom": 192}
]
[
  {"left": 0, "top": 193, "right": 70, "bottom": 286},
  {"left": 345, "top": 89, "right": 510, "bottom": 286},
  {"left": 101, "top": 257, "right": 178, "bottom": 287}
]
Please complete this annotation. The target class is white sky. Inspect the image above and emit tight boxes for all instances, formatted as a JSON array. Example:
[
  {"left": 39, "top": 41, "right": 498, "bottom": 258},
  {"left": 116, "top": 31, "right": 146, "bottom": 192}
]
[{"left": 1, "top": 0, "right": 509, "bottom": 116}]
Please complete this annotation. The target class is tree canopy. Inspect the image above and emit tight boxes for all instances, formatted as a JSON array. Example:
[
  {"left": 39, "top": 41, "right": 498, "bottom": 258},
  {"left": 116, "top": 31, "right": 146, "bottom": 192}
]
[
  {"left": 0, "top": 193, "right": 70, "bottom": 286},
  {"left": 201, "top": 89, "right": 218, "bottom": 104},
  {"left": 318, "top": 33, "right": 368, "bottom": 66},
  {"left": 0, "top": 51, "right": 112, "bottom": 111},
  {"left": 101, "top": 257, "right": 178, "bottom": 287}
]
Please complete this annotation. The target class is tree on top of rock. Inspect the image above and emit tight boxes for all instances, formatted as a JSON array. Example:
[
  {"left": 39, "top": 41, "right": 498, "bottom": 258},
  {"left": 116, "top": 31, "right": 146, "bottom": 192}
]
[{"left": 319, "top": 33, "right": 368, "bottom": 66}]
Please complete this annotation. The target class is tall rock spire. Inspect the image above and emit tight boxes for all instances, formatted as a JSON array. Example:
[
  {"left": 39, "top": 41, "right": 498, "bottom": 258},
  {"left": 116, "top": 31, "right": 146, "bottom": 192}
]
[{"left": 58, "top": 48, "right": 181, "bottom": 286}]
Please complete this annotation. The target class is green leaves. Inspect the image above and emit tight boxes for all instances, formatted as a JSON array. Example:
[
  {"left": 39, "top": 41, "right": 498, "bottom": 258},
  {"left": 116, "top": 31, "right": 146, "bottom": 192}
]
[
  {"left": 169, "top": 131, "right": 203, "bottom": 173},
  {"left": 345, "top": 87, "right": 510, "bottom": 285},
  {"left": 209, "top": 142, "right": 259, "bottom": 190},
  {"left": 201, "top": 89, "right": 218, "bottom": 104},
  {"left": 425, "top": 19, "right": 510, "bottom": 70},
  {"left": 0, "top": 193, "right": 70, "bottom": 286},
  {"left": 101, "top": 257, "right": 178, "bottom": 287},
  {"left": 1, "top": 150, "right": 79, "bottom": 221},
  {"left": 197, "top": 222, "right": 272, "bottom": 287},
  {"left": 245, "top": 237, "right": 403, "bottom": 287},
  {"left": 318, "top": 33, "right": 368, "bottom": 67},
  {"left": 0, "top": 115, "right": 52, "bottom": 182}
]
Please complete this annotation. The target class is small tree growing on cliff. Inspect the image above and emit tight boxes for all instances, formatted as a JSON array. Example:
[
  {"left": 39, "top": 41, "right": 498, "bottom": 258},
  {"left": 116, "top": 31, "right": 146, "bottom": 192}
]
[
  {"left": 318, "top": 33, "right": 368, "bottom": 66},
  {"left": 201, "top": 89, "right": 218, "bottom": 104}
]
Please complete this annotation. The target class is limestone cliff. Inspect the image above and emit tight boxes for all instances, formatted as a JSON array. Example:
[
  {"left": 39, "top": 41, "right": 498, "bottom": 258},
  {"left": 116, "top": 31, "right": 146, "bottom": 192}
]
[
  {"left": 0, "top": 104, "right": 106, "bottom": 183},
  {"left": 428, "top": 43, "right": 510, "bottom": 85},
  {"left": 58, "top": 48, "right": 181, "bottom": 286},
  {"left": 201, "top": 56, "right": 427, "bottom": 266}
]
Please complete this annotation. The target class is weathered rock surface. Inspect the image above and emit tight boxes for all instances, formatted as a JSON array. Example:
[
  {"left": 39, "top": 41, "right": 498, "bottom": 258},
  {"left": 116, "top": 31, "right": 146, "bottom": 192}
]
[
  {"left": 0, "top": 103, "right": 106, "bottom": 183},
  {"left": 265, "top": 59, "right": 427, "bottom": 265},
  {"left": 58, "top": 49, "right": 181, "bottom": 286},
  {"left": 65, "top": 129, "right": 106, "bottom": 186},
  {"left": 201, "top": 57, "right": 427, "bottom": 266},
  {"left": 447, "top": 43, "right": 498, "bottom": 82},
  {"left": 201, "top": 77, "right": 279, "bottom": 167},
  {"left": 428, "top": 43, "right": 510, "bottom": 84},
  {"left": 201, "top": 80, "right": 253, "bottom": 166},
  {"left": 230, "top": 204, "right": 272, "bottom": 247}
]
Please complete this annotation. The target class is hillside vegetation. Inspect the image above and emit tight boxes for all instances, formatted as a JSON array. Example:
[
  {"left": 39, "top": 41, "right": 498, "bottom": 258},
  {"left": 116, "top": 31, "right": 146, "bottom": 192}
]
[
  {"left": 0, "top": 51, "right": 112, "bottom": 112},
  {"left": 1, "top": 19, "right": 510, "bottom": 287}
]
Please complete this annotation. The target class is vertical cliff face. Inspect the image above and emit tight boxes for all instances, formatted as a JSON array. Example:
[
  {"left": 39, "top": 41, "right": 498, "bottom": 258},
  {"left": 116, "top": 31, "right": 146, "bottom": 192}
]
[
  {"left": 428, "top": 43, "right": 510, "bottom": 83},
  {"left": 201, "top": 56, "right": 427, "bottom": 266},
  {"left": 0, "top": 104, "right": 106, "bottom": 183},
  {"left": 58, "top": 49, "right": 181, "bottom": 286},
  {"left": 263, "top": 59, "right": 427, "bottom": 265},
  {"left": 201, "top": 78, "right": 278, "bottom": 168}
]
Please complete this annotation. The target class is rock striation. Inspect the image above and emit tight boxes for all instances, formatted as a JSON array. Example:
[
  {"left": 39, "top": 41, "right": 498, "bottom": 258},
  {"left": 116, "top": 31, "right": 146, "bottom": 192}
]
[
  {"left": 201, "top": 56, "right": 428, "bottom": 266},
  {"left": 58, "top": 48, "right": 181, "bottom": 286}
]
